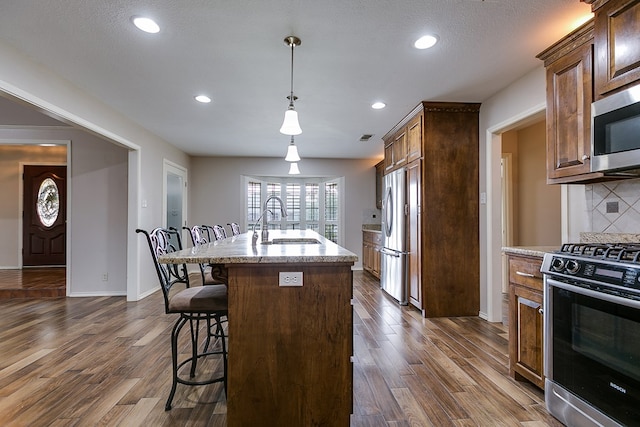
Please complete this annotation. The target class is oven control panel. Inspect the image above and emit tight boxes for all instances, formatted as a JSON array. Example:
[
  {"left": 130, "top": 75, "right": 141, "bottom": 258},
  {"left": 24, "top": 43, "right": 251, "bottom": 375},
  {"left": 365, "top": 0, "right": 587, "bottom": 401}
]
[{"left": 543, "top": 255, "right": 640, "bottom": 291}]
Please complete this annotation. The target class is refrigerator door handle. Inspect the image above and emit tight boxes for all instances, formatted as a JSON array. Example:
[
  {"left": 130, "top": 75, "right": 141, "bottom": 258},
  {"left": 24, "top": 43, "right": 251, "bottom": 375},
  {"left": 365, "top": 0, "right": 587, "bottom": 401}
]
[
  {"left": 383, "top": 186, "right": 393, "bottom": 238},
  {"left": 380, "top": 247, "right": 402, "bottom": 257}
]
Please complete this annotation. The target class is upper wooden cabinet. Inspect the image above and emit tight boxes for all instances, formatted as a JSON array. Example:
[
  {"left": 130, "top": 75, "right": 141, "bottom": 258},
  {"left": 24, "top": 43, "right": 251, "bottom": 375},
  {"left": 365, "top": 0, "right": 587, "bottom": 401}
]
[
  {"left": 406, "top": 113, "right": 423, "bottom": 163},
  {"left": 383, "top": 129, "right": 407, "bottom": 173},
  {"left": 384, "top": 141, "right": 394, "bottom": 172},
  {"left": 383, "top": 110, "right": 420, "bottom": 173},
  {"left": 538, "top": 0, "right": 640, "bottom": 184},
  {"left": 537, "top": 20, "right": 596, "bottom": 183},
  {"left": 591, "top": 0, "right": 640, "bottom": 99},
  {"left": 392, "top": 130, "right": 408, "bottom": 169}
]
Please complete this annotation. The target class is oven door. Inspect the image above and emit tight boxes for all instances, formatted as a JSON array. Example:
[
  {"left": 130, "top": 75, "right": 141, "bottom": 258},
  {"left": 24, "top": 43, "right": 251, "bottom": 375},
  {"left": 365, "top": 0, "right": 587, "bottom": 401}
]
[{"left": 545, "top": 277, "right": 640, "bottom": 426}]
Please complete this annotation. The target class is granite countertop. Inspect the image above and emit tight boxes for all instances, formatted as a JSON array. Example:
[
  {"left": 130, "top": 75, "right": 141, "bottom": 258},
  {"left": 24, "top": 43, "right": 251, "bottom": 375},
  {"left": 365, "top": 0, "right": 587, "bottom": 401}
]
[
  {"left": 502, "top": 246, "right": 559, "bottom": 258},
  {"left": 580, "top": 232, "right": 640, "bottom": 243},
  {"left": 158, "top": 229, "right": 358, "bottom": 265},
  {"left": 362, "top": 224, "right": 381, "bottom": 232}
]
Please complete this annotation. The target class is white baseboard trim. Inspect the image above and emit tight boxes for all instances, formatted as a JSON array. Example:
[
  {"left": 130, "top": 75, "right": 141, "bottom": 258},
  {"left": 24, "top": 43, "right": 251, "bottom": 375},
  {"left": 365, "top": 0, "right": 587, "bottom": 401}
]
[{"left": 67, "top": 291, "right": 127, "bottom": 297}]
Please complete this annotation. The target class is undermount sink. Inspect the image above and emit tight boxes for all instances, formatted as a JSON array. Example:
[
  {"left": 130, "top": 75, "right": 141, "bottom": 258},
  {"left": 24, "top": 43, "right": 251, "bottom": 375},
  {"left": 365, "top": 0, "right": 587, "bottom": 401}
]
[{"left": 261, "top": 237, "right": 321, "bottom": 245}]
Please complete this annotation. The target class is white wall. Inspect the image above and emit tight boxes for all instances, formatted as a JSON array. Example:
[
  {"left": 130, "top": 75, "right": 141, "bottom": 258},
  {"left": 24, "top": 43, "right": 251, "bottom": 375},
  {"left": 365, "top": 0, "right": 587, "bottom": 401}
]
[
  {"left": 189, "top": 156, "right": 379, "bottom": 269},
  {"left": 0, "top": 39, "right": 191, "bottom": 299},
  {"left": 479, "top": 67, "right": 548, "bottom": 321},
  {"left": 0, "top": 128, "right": 129, "bottom": 295},
  {"left": 0, "top": 144, "right": 67, "bottom": 267}
]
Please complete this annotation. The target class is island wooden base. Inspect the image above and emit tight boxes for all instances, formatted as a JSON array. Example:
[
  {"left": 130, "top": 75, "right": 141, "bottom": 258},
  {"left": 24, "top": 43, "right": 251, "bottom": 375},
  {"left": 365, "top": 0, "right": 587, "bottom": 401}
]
[{"left": 226, "top": 262, "right": 354, "bottom": 427}]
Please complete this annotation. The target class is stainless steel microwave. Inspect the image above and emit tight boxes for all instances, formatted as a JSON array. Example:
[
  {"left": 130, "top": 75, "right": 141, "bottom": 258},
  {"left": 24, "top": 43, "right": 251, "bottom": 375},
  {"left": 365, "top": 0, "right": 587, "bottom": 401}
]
[{"left": 591, "top": 84, "right": 640, "bottom": 173}]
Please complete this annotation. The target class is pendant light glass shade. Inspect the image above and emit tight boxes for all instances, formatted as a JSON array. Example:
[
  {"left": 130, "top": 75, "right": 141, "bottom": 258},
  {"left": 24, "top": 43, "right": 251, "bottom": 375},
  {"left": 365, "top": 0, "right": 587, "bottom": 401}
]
[
  {"left": 288, "top": 162, "right": 301, "bottom": 175},
  {"left": 280, "top": 108, "right": 302, "bottom": 135},
  {"left": 280, "top": 36, "right": 302, "bottom": 135},
  {"left": 285, "top": 136, "right": 301, "bottom": 161}
]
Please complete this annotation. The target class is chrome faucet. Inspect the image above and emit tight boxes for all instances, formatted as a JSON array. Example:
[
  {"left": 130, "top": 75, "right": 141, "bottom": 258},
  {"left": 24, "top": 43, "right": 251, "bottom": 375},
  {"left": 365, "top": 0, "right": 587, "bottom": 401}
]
[
  {"left": 252, "top": 209, "right": 273, "bottom": 245},
  {"left": 261, "top": 195, "right": 287, "bottom": 242}
]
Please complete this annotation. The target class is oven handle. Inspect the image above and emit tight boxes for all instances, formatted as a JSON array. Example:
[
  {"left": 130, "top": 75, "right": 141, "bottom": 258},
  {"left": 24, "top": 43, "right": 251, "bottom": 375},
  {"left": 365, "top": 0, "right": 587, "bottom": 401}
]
[{"left": 546, "top": 277, "right": 640, "bottom": 310}]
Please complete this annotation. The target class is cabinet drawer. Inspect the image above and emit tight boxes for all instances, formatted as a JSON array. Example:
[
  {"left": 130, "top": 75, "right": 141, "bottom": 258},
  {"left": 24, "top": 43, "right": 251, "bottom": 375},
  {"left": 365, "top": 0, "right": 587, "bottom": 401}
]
[
  {"left": 363, "top": 230, "right": 382, "bottom": 246},
  {"left": 509, "top": 256, "right": 543, "bottom": 291}
]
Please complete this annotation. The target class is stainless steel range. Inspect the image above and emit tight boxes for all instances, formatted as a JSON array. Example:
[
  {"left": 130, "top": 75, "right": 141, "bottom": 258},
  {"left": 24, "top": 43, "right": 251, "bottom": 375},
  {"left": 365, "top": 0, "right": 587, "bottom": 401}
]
[{"left": 541, "top": 243, "right": 640, "bottom": 427}]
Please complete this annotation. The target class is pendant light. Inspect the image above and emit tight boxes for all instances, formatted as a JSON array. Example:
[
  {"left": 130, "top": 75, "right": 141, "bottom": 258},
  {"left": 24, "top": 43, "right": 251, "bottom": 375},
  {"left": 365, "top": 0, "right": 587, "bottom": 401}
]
[
  {"left": 288, "top": 162, "right": 301, "bottom": 175},
  {"left": 279, "top": 36, "right": 302, "bottom": 135},
  {"left": 285, "top": 135, "right": 301, "bottom": 162}
]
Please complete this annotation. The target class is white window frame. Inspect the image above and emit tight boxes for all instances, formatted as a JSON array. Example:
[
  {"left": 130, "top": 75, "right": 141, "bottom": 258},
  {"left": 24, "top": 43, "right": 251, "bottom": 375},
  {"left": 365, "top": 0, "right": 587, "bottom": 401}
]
[{"left": 242, "top": 175, "right": 345, "bottom": 246}]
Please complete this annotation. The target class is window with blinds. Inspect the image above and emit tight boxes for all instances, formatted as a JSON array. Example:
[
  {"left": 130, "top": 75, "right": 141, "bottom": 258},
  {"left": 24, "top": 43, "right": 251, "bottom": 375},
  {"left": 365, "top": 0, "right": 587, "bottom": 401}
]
[{"left": 244, "top": 176, "right": 343, "bottom": 244}]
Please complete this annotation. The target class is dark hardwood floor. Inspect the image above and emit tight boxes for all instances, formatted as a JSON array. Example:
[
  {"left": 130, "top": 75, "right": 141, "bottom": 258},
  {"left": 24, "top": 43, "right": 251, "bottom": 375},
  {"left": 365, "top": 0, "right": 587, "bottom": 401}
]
[
  {"left": 0, "top": 267, "right": 65, "bottom": 298},
  {"left": 0, "top": 271, "right": 561, "bottom": 426}
]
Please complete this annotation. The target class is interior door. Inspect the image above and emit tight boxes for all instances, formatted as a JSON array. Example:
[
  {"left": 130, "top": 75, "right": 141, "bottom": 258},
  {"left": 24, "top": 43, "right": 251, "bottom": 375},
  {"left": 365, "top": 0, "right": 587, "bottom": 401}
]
[
  {"left": 163, "top": 160, "right": 188, "bottom": 247},
  {"left": 166, "top": 171, "right": 183, "bottom": 232},
  {"left": 23, "top": 165, "right": 67, "bottom": 266}
]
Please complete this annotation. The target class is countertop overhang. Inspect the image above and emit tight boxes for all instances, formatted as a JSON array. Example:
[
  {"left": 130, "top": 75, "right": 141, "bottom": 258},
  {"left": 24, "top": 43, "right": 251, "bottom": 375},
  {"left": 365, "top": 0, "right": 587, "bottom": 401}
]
[
  {"left": 158, "top": 229, "right": 358, "bottom": 265},
  {"left": 502, "top": 246, "right": 558, "bottom": 258}
]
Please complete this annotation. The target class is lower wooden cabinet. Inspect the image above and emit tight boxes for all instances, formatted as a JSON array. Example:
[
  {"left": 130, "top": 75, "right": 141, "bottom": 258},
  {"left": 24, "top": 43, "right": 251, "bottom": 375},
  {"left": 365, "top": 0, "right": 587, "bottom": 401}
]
[
  {"left": 362, "top": 230, "right": 382, "bottom": 279},
  {"left": 507, "top": 254, "right": 544, "bottom": 389}
]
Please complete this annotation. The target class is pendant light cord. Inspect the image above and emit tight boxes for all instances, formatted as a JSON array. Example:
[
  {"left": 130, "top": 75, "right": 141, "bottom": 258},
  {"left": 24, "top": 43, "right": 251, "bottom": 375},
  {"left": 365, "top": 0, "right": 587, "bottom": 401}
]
[{"left": 289, "top": 40, "right": 295, "bottom": 106}]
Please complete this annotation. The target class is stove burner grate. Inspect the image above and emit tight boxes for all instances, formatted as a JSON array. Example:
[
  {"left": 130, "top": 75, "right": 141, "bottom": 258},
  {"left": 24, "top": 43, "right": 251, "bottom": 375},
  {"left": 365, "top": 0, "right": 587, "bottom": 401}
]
[{"left": 559, "top": 243, "right": 640, "bottom": 263}]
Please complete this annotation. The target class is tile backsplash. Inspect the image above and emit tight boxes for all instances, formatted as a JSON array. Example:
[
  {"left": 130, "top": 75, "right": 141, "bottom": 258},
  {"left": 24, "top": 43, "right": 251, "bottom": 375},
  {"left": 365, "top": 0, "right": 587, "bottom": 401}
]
[{"left": 585, "top": 178, "right": 640, "bottom": 232}]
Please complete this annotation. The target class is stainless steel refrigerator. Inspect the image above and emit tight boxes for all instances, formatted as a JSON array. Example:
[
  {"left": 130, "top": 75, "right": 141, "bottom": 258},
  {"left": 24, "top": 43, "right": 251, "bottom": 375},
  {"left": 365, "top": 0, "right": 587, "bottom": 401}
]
[{"left": 380, "top": 168, "right": 408, "bottom": 305}]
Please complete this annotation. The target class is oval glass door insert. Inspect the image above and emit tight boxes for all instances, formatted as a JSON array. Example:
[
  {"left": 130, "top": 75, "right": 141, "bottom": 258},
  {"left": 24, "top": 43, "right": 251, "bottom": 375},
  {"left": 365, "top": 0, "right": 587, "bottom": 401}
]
[{"left": 36, "top": 177, "right": 60, "bottom": 227}]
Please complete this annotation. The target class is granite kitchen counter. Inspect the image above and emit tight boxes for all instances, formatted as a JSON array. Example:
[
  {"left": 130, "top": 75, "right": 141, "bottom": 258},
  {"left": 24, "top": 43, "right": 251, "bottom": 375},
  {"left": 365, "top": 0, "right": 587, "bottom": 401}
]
[
  {"left": 158, "top": 229, "right": 357, "bottom": 265},
  {"left": 502, "top": 245, "right": 559, "bottom": 258}
]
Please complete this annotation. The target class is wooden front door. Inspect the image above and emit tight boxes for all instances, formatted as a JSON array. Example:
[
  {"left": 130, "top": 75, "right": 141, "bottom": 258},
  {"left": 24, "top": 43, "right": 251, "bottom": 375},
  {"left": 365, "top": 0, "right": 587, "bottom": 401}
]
[{"left": 23, "top": 165, "right": 67, "bottom": 266}]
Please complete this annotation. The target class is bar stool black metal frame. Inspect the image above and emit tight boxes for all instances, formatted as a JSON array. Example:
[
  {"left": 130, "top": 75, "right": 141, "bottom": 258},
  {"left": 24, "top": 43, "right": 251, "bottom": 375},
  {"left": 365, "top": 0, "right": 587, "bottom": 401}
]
[
  {"left": 185, "top": 225, "right": 229, "bottom": 287},
  {"left": 137, "top": 227, "right": 228, "bottom": 410},
  {"left": 228, "top": 222, "right": 241, "bottom": 236}
]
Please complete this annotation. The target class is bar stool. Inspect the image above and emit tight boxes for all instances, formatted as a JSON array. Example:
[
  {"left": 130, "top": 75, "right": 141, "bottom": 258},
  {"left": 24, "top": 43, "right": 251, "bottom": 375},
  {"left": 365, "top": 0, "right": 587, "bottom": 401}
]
[
  {"left": 184, "top": 225, "right": 227, "bottom": 286},
  {"left": 136, "top": 227, "right": 228, "bottom": 410},
  {"left": 213, "top": 224, "right": 227, "bottom": 240},
  {"left": 228, "top": 222, "right": 241, "bottom": 236}
]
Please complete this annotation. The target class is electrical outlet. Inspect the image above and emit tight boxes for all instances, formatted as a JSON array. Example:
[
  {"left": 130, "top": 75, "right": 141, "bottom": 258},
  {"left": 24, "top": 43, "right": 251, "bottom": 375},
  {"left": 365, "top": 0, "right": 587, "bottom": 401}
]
[
  {"left": 102, "top": 273, "right": 108, "bottom": 281},
  {"left": 279, "top": 272, "right": 303, "bottom": 287}
]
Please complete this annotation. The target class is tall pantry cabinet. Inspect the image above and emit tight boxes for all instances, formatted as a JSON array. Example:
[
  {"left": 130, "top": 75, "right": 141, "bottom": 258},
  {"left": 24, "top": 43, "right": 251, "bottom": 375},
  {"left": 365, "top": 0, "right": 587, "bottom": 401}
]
[{"left": 382, "top": 102, "right": 480, "bottom": 318}]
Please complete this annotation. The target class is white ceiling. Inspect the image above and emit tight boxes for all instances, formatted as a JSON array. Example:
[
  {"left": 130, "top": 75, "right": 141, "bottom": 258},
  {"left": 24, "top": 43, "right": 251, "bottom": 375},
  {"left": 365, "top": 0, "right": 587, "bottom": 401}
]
[{"left": 0, "top": 0, "right": 592, "bottom": 160}]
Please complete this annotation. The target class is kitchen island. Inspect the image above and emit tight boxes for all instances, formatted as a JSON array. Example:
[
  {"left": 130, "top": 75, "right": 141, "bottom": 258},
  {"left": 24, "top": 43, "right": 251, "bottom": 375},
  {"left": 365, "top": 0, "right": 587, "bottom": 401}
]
[{"left": 159, "top": 230, "right": 357, "bottom": 427}]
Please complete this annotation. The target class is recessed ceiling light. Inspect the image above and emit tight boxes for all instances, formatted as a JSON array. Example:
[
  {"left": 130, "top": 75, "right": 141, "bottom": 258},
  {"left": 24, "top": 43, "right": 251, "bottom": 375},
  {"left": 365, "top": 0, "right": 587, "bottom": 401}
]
[
  {"left": 195, "top": 95, "right": 212, "bottom": 103},
  {"left": 414, "top": 35, "right": 438, "bottom": 49},
  {"left": 372, "top": 102, "right": 386, "bottom": 110},
  {"left": 131, "top": 16, "right": 160, "bottom": 34}
]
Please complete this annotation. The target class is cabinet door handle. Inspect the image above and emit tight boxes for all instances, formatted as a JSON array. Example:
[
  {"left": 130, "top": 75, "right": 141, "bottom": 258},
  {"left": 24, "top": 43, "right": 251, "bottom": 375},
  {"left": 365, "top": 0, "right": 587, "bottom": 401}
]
[
  {"left": 538, "top": 308, "right": 544, "bottom": 315},
  {"left": 582, "top": 154, "right": 590, "bottom": 161},
  {"left": 516, "top": 271, "right": 535, "bottom": 278},
  {"left": 518, "top": 296, "right": 541, "bottom": 310}
]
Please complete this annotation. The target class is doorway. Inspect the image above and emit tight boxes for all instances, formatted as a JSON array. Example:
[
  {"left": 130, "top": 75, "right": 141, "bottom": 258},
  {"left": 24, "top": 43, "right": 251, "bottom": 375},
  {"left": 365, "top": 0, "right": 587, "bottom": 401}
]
[
  {"left": 500, "top": 121, "right": 561, "bottom": 249},
  {"left": 22, "top": 165, "right": 67, "bottom": 266},
  {"left": 163, "top": 160, "right": 187, "bottom": 236},
  {"left": 485, "top": 105, "right": 563, "bottom": 323}
]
